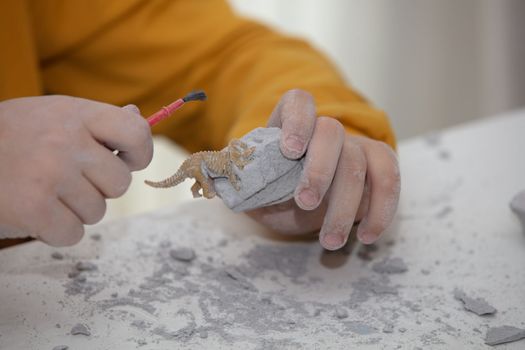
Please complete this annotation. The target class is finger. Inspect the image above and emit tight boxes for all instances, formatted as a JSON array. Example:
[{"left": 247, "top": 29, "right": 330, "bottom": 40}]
[
  {"left": 56, "top": 174, "right": 107, "bottom": 225},
  {"left": 319, "top": 137, "right": 367, "bottom": 250},
  {"left": 38, "top": 198, "right": 85, "bottom": 247},
  {"left": 83, "top": 103, "right": 153, "bottom": 171},
  {"left": 79, "top": 142, "right": 132, "bottom": 198},
  {"left": 267, "top": 89, "right": 317, "bottom": 159},
  {"left": 294, "top": 117, "right": 345, "bottom": 210},
  {"left": 122, "top": 104, "right": 141, "bottom": 115},
  {"left": 356, "top": 180, "right": 371, "bottom": 222},
  {"left": 356, "top": 141, "right": 401, "bottom": 244}
]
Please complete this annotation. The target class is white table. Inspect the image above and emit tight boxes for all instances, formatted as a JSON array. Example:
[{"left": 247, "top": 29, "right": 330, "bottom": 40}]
[{"left": 1, "top": 110, "right": 524, "bottom": 349}]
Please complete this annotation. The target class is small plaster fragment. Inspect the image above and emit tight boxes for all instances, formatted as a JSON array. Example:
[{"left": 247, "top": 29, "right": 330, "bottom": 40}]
[
  {"left": 372, "top": 257, "right": 408, "bottom": 274},
  {"left": 383, "top": 324, "right": 394, "bottom": 333},
  {"left": 70, "top": 323, "right": 91, "bottom": 336},
  {"left": 454, "top": 288, "right": 496, "bottom": 316},
  {"left": 485, "top": 325, "right": 525, "bottom": 346},
  {"left": 334, "top": 308, "right": 349, "bottom": 319},
  {"left": 169, "top": 247, "right": 196, "bottom": 262},
  {"left": 52, "top": 346, "right": 69, "bottom": 350},
  {"left": 75, "top": 262, "right": 97, "bottom": 271},
  {"left": 90, "top": 233, "right": 101, "bottom": 241},
  {"left": 51, "top": 252, "right": 64, "bottom": 260},
  {"left": 199, "top": 330, "right": 208, "bottom": 339}
]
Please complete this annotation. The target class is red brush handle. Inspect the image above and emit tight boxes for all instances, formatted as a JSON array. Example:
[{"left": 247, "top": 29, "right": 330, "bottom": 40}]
[{"left": 147, "top": 98, "right": 185, "bottom": 127}]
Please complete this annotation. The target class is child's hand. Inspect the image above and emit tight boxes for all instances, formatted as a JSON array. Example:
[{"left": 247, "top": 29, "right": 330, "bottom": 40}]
[
  {"left": 247, "top": 90, "right": 400, "bottom": 250},
  {"left": 0, "top": 96, "right": 153, "bottom": 246}
]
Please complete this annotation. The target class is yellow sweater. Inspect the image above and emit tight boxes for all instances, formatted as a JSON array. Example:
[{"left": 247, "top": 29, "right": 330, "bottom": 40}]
[{"left": 0, "top": 0, "right": 395, "bottom": 152}]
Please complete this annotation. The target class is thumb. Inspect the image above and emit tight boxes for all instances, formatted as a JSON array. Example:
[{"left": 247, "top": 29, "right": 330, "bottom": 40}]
[{"left": 122, "top": 104, "right": 141, "bottom": 115}]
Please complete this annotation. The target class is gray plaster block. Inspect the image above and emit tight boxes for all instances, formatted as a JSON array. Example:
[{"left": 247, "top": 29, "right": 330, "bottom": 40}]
[
  {"left": 510, "top": 190, "right": 525, "bottom": 233},
  {"left": 212, "top": 127, "right": 304, "bottom": 212}
]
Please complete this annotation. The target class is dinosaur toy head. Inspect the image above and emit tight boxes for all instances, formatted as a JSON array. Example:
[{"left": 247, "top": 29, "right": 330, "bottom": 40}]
[{"left": 228, "top": 139, "right": 256, "bottom": 170}]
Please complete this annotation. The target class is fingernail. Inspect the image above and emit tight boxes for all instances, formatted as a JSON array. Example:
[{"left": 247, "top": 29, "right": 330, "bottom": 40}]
[
  {"left": 298, "top": 188, "right": 318, "bottom": 208},
  {"left": 357, "top": 230, "right": 377, "bottom": 245},
  {"left": 322, "top": 234, "right": 345, "bottom": 250},
  {"left": 285, "top": 135, "right": 304, "bottom": 157},
  {"left": 122, "top": 104, "right": 141, "bottom": 115}
]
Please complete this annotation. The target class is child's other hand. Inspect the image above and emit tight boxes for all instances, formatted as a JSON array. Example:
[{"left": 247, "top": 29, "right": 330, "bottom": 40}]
[
  {"left": 0, "top": 96, "right": 153, "bottom": 246},
  {"left": 247, "top": 90, "right": 400, "bottom": 250}
]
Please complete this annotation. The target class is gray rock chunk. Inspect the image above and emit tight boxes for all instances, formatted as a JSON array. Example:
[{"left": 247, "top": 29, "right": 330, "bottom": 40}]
[
  {"left": 169, "top": 247, "right": 196, "bottom": 262},
  {"left": 52, "top": 346, "right": 69, "bottom": 350},
  {"left": 485, "top": 325, "right": 525, "bottom": 346},
  {"left": 70, "top": 323, "right": 91, "bottom": 336},
  {"left": 212, "top": 127, "right": 304, "bottom": 212},
  {"left": 372, "top": 257, "right": 408, "bottom": 274},
  {"left": 453, "top": 288, "right": 496, "bottom": 316},
  {"left": 510, "top": 190, "right": 525, "bottom": 233}
]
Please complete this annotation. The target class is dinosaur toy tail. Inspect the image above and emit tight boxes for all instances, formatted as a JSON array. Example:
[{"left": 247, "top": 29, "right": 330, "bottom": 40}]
[{"left": 144, "top": 172, "right": 186, "bottom": 188}]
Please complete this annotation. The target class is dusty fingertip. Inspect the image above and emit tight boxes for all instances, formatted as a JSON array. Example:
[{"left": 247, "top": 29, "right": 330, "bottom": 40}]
[
  {"left": 282, "top": 134, "right": 305, "bottom": 159},
  {"left": 320, "top": 233, "right": 346, "bottom": 251},
  {"left": 294, "top": 187, "right": 319, "bottom": 210},
  {"left": 357, "top": 229, "right": 377, "bottom": 245},
  {"left": 122, "top": 104, "right": 141, "bottom": 115}
]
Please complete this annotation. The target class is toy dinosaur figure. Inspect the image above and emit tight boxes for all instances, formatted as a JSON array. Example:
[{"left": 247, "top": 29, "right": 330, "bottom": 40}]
[{"left": 145, "top": 139, "right": 256, "bottom": 199}]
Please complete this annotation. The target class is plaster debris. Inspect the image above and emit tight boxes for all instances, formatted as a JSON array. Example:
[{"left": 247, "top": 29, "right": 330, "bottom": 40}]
[
  {"left": 70, "top": 323, "right": 91, "bottom": 336},
  {"left": 213, "top": 127, "right": 304, "bottom": 212},
  {"left": 199, "top": 330, "right": 209, "bottom": 339},
  {"left": 169, "top": 247, "right": 196, "bottom": 262},
  {"left": 438, "top": 150, "right": 451, "bottom": 160},
  {"left": 74, "top": 274, "right": 87, "bottom": 283},
  {"left": 75, "top": 261, "right": 97, "bottom": 271},
  {"left": 346, "top": 321, "right": 377, "bottom": 335},
  {"left": 372, "top": 257, "right": 408, "bottom": 274},
  {"left": 52, "top": 346, "right": 68, "bottom": 350},
  {"left": 453, "top": 289, "right": 496, "bottom": 316},
  {"left": 399, "top": 327, "right": 407, "bottom": 333},
  {"left": 383, "top": 324, "right": 394, "bottom": 333},
  {"left": 485, "top": 325, "right": 525, "bottom": 346},
  {"left": 334, "top": 308, "right": 349, "bottom": 319},
  {"left": 436, "top": 206, "right": 453, "bottom": 219},
  {"left": 51, "top": 252, "right": 64, "bottom": 260},
  {"left": 90, "top": 233, "right": 101, "bottom": 241},
  {"left": 510, "top": 190, "right": 525, "bottom": 232}
]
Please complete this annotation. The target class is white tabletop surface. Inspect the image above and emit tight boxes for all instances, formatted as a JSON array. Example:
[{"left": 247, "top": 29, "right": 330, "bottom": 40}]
[{"left": 1, "top": 110, "right": 524, "bottom": 349}]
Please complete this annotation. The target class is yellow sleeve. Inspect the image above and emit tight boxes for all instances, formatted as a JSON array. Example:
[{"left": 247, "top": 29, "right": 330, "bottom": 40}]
[{"left": 31, "top": 0, "right": 395, "bottom": 152}]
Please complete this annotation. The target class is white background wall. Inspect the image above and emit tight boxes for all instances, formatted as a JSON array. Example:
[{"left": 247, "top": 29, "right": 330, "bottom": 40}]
[{"left": 229, "top": 0, "right": 525, "bottom": 139}]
